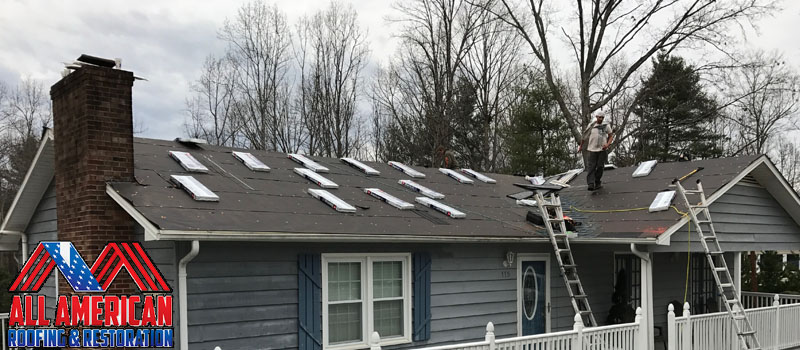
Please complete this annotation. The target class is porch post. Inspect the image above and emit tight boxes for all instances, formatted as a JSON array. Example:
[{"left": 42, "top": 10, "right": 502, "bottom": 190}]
[
  {"left": 667, "top": 304, "right": 676, "bottom": 350},
  {"left": 682, "top": 303, "right": 691, "bottom": 350},
  {"left": 774, "top": 294, "right": 780, "bottom": 350},
  {"left": 734, "top": 252, "right": 742, "bottom": 300},
  {"left": 572, "top": 314, "right": 584, "bottom": 350}
]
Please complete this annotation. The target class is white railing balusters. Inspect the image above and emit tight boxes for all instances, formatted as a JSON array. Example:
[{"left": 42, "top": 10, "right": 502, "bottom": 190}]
[
  {"left": 404, "top": 308, "right": 644, "bottom": 350},
  {"left": 668, "top": 293, "right": 800, "bottom": 350}
]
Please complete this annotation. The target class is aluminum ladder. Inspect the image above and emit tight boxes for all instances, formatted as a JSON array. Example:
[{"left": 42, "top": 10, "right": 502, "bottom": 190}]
[
  {"left": 673, "top": 179, "right": 761, "bottom": 350},
  {"left": 533, "top": 190, "right": 597, "bottom": 327}
]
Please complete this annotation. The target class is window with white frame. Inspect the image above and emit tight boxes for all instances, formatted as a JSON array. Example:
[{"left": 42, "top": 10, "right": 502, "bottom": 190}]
[{"left": 323, "top": 254, "right": 412, "bottom": 349}]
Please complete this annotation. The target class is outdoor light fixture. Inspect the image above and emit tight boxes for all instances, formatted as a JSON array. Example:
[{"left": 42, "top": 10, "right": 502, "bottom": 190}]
[{"left": 503, "top": 251, "right": 516, "bottom": 268}]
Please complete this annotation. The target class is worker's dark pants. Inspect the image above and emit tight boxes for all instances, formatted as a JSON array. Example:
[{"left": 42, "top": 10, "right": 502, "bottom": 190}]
[{"left": 586, "top": 150, "right": 607, "bottom": 187}]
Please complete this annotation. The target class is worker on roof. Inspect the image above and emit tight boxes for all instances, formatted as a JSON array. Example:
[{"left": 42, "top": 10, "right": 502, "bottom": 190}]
[
  {"left": 436, "top": 146, "right": 458, "bottom": 169},
  {"left": 579, "top": 111, "right": 614, "bottom": 191}
]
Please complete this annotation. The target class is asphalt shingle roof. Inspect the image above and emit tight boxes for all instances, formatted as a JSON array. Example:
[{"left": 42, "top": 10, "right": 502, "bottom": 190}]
[{"left": 108, "top": 138, "right": 759, "bottom": 242}]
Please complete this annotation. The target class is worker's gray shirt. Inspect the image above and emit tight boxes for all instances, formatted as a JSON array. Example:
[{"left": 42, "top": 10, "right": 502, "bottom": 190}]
[{"left": 585, "top": 123, "right": 612, "bottom": 152}]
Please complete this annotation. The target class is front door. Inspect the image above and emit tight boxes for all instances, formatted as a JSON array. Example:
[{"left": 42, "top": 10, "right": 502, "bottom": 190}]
[{"left": 519, "top": 258, "right": 548, "bottom": 336}]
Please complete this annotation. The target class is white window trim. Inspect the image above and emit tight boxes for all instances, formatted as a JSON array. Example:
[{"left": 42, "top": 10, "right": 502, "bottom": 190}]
[{"left": 322, "top": 253, "right": 412, "bottom": 350}]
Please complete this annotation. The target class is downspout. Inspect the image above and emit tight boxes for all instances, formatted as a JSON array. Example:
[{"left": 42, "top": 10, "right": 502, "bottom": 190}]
[
  {"left": 631, "top": 244, "right": 653, "bottom": 350},
  {"left": 178, "top": 241, "right": 200, "bottom": 350}
]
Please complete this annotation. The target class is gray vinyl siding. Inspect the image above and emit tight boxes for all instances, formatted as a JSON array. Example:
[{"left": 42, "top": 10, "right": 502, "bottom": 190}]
[
  {"left": 181, "top": 242, "right": 625, "bottom": 350},
  {"left": 140, "top": 232, "right": 178, "bottom": 349},
  {"left": 661, "top": 184, "right": 800, "bottom": 252},
  {"left": 24, "top": 180, "right": 57, "bottom": 319}
]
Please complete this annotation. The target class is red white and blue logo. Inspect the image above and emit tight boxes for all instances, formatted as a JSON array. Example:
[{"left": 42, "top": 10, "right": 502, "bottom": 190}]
[{"left": 6, "top": 241, "right": 174, "bottom": 348}]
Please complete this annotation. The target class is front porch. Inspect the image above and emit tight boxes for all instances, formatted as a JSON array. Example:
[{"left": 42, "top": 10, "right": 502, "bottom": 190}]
[{"left": 361, "top": 293, "right": 800, "bottom": 350}]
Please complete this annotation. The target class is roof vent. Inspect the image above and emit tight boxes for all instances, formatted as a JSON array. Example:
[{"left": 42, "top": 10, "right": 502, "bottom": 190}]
[
  {"left": 295, "top": 168, "right": 338, "bottom": 188},
  {"left": 170, "top": 175, "right": 219, "bottom": 202},
  {"left": 439, "top": 168, "right": 474, "bottom": 184},
  {"left": 169, "top": 151, "right": 209, "bottom": 173},
  {"left": 399, "top": 179, "right": 444, "bottom": 199},
  {"left": 342, "top": 157, "right": 380, "bottom": 176},
  {"left": 460, "top": 169, "right": 496, "bottom": 183},
  {"left": 415, "top": 197, "right": 465, "bottom": 218},
  {"left": 233, "top": 151, "right": 270, "bottom": 172},
  {"left": 175, "top": 137, "right": 208, "bottom": 146},
  {"left": 389, "top": 161, "right": 426, "bottom": 178},
  {"left": 364, "top": 188, "right": 414, "bottom": 210},
  {"left": 288, "top": 153, "right": 329, "bottom": 173},
  {"left": 309, "top": 189, "right": 356, "bottom": 213}
]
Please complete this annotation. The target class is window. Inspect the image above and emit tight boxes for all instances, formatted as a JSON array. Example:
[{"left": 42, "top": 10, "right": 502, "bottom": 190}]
[
  {"left": 691, "top": 254, "right": 718, "bottom": 314},
  {"left": 323, "top": 254, "right": 412, "bottom": 349},
  {"left": 613, "top": 254, "right": 641, "bottom": 309}
]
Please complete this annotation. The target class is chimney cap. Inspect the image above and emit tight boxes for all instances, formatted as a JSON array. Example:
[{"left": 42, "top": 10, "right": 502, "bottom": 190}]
[
  {"left": 77, "top": 54, "right": 117, "bottom": 68},
  {"left": 175, "top": 137, "right": 208, "bottom": 146}
]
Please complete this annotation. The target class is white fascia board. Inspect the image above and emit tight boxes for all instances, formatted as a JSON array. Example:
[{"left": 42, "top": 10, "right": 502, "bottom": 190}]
[
  {"left": 105, "top": 184, "right": 161, "bottom": 240},
  {"left": 0, "top": 130, "right": 54, "bottom": 233},
  {"left": 759, "top": 157, "right": 800, "bottom": 226},
  {"left": 656, "top": 156, "right": 767, "bottom": 245},
  {"left": 152, "top": 229, "right": 658, "bottom": 244}
]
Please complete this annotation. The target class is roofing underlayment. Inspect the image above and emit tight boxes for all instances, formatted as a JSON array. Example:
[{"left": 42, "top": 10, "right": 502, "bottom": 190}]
[{"left": 108, "top": 138, "right": 759, "bottom": 241}]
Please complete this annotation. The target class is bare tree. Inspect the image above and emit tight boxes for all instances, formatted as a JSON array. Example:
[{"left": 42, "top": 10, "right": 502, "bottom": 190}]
[
  {"left": 296, "top": 2, "right": 369, "bottom": 158},
  {"left": 373, "top": 0, "right": 483, "bottom": 166},
  {"left": 5, "top": 78, "right": 51, "bottom": 138},
  {"left": 458, "top": 3, "right": 523, "bottom": 171},
  {"left": 723, "top": 51, "right": 799, "bottom": 155},
  {"left": 491, "top": 0, "right": 776, "bottom": 149},
  {"left": 184, "top": 55, "right": 241, "bottom": 146},
  {"left": 220, "top": 2, "right": 302, "bottom": 152},
  {"left": 771, "top": 138, "right": 800, "bottom": 191}
]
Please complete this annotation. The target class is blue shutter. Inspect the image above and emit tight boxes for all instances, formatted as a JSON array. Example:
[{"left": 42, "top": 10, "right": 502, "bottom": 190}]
[
  {"left": 298, "top": 254, "right": 322, "bottom": 350},
  {"left": 413, "top": 252, "right": 432, "bottom": 341}
]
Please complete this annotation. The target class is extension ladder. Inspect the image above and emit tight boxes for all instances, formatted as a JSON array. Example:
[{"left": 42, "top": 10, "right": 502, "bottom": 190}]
[
  {"left": 673, "top": 179, "right": 761, "bottom": 350},
  {"left": 534, "top": 190, "right": 598, "bottom": 327}
]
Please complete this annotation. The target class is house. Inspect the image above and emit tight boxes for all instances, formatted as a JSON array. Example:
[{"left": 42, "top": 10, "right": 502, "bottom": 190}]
[{"left": 2, "top": 61, "right": 800, "bottom": 350}]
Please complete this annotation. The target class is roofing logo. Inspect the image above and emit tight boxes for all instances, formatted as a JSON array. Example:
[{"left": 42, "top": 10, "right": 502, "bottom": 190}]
[
  {"left": 9, "top": 242, "right": 170, "bottom": 293},
  {"left": 7, "top": 241, "right": 174, "bottom": 348}
]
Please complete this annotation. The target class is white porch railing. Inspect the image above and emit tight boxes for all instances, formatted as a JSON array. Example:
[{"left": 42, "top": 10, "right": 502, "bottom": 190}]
[
  {"left": 1, "top": 312, "right": 8, "bottom": 350},
  {"left": 668, "top": 294, "right": 800, "bottom": 350},
  {"left": 741, "top": 291, "right": 800, "bottom": 309},
  {"left": 369, "top": 308, "right": 646, "bottom": 350}
]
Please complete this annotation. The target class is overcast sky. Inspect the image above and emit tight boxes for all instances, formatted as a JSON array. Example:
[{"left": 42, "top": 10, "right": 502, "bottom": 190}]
[{"left": 0, "top": 0, "right": 798, "bottom": 140}]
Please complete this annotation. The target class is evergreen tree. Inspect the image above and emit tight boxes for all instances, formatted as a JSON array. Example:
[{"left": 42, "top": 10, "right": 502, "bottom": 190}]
[
  {"left": 505, "top": 76, "right": 578, "bottom": 176},
  {"left": 631, "top": 54, "right": 723, "bottom": 162}
]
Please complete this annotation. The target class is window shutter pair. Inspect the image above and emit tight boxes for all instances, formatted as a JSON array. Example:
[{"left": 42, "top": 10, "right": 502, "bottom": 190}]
[{"left": 296, "top": 252, "right": 432, "bottom": 350}]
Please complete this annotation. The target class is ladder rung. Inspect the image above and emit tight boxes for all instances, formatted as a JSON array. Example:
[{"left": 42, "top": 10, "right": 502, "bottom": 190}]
[
  {"left": 708, "top": 251, "right": 725, "bottom": 255},
  {"left": 567, "top": 279, "right": 581, "bottom": 284},
  {"left": 548, "top": 218, "right": 564, "bottom": 222},
  {"left": 573, "top": 294, "right": 588, "bottom": 299},
  {"left": 720, "top": 283, "right": 733, "bottom": 288},
  {"left": 579, "top": 310, "right": 592, "bottom": 315},
  {"left": 685, "top": 190, "right": 704, "bottom": 194},
  {"left": 691, "top": 205, "right": 708, "bottom": 209},
  {"left": 696, "top": 219, "right": 712, "bottom": 224},
  {"left": 557, "top": 249, "right": 571, "bottom": 254},
  {"left": 733, "top": 315, "right": 747, "bottom": 320},
  {"left": 702, "top": 235, "right": 718, "bottom": 240},
  {"left": 739, "top": 330, "right": 756, "bottom": 336},
  {"left": 714, "top": 267, "right": 728, "bottom": 272},
  {"left": 726, "top": 299, "right": 740, "bottom": 304},
  {"left": 562, "top": 264, "right": 578, "bottom": 269}
]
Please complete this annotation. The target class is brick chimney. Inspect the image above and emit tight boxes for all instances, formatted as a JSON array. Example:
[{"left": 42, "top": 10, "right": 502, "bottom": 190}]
[{"left": 50, "top": 63, "right": 137, "bottom": 294}]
